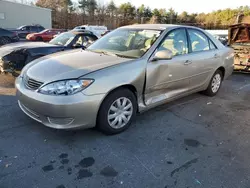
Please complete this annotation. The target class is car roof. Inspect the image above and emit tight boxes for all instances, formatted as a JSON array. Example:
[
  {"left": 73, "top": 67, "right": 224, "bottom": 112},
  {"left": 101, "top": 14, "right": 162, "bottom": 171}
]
[
  {"left": 120, "top": 24, "right": 201, "bottom": 31},
  {"left": 69, "top": 31, "right": 94, "bottom": 35}
]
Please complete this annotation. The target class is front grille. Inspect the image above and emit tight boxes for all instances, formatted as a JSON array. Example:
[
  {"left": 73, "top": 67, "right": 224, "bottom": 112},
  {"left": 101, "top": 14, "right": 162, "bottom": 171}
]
[{"left": 25, "top": 76, "right": 43, "bottom": 90}]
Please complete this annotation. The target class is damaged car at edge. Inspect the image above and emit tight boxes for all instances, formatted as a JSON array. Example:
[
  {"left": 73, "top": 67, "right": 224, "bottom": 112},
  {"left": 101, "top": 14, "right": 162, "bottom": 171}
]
[
  {"left": 0, "top": 31, "right": 97, "bottom": 76},
  {"left": 228, "top": 23, "right": 250, "bottom": 72}
]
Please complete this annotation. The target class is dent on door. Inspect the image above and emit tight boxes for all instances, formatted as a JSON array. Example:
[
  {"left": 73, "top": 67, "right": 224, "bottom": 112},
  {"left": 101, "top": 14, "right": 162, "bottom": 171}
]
[
  {"left": 144, "top": 62, "right": 171, "bottom": 105},
  {"left": 144, "top": 61, "right": 189, "bottom": 105},
  {"left": 144, "top": 54, "right": 194, "bottom": 106}
]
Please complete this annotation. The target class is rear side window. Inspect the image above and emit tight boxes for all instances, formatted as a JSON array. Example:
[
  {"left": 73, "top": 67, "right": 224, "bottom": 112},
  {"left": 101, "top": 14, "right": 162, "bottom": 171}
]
[
  {"left": 30, "top": 26, "right": 38, "bottom": 32},
  {"left": 188, "top": 29, "right": 210, "bottom": 52}
]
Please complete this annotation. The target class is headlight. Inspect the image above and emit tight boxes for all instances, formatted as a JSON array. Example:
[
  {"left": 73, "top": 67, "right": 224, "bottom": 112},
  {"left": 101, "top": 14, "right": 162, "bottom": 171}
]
[{"left": 38, "top": 79, "right": 94, "bottom": 95}]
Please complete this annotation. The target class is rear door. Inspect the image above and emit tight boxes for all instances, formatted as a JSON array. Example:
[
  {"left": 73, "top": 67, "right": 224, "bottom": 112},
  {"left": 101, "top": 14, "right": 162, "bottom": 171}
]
[
  {"left": 186, "top": 29, "right": 220, "bottom": 90},
  {"left": 145, "top": 28, "right": 194, "bottom": 105}
]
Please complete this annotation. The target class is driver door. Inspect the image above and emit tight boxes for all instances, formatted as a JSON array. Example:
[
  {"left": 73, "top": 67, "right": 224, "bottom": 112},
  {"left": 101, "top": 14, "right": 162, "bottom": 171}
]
[{"left": 144, "top": 28, "right": 193, "bottom": 106}]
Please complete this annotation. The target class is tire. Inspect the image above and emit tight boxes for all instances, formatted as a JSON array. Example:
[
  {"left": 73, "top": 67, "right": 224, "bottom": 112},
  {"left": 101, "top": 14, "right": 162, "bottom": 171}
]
[
  {"left": 36, "top": 37, "right": 43, "bottom": 41},
  {"left": 97, "top": 88, "right": 137, "bottom": 135},
  {"left": 203, "top": 70, "right": 223, "bottom": 96},
  {"left": 0, "top": 37, "right": 11, "bottom": 46}
]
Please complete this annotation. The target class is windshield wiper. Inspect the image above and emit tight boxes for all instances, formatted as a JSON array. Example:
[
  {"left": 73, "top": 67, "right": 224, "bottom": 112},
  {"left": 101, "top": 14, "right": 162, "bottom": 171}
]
[
  {"left": 87, "top": 50, "right": 136, "bottom": 59},
  {"left": 87, "top": 50, "right": 117, "bottom": 57},
  {"left": 113, "top": 53, "right": 137, "bottom": 59},
  {"left": 100, "top": 51, "right": 118, "bottom": 57}
]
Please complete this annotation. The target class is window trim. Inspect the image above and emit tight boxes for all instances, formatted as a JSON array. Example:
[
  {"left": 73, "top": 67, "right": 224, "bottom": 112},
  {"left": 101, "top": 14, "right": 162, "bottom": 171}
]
[
  {"left": 186, "top": 28, "right": 218, "bottom": 54},
  {"left": 208, "top": 38, "right": 217, "bottom": 50}
]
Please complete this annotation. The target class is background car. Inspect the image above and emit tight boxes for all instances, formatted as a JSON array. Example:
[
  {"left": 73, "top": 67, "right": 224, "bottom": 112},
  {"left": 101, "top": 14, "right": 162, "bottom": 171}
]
[
  {"left": 26, "top": 29, "right": 67, "bottom": 42},
  {"left": 9, "top": 25, "right": 45, "bottom": 39},
  {"left": 0, "top": 31, "right": 98, "bottom": 76},
  {"left": 0, "top": 28, "right": 19, "bottom": 46},
  {"left": 73, "top": 25, "right": 108, "bottom": 38},
  {"left": 15, "top": 24, "right": 234, "bottom": 135},
  {"left": 101, "top": 30, "right": 111, "bottom": 37},
  {"left": 71, "top": 29, "right": 93, "bottom": 34}
]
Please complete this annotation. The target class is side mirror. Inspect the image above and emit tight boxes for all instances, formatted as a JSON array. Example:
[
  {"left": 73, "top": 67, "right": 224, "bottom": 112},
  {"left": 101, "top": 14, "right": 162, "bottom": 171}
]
[{"left": 152, "top": 50, "right": 173, "bottom": 61}]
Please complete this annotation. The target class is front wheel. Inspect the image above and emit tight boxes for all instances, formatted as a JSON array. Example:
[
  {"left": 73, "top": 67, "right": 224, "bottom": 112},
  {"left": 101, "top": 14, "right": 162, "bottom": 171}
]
[
  {"left": 97, "top": 88, "right": 137, "bottom": 135},
  {"left": 203, "top": 70, "right": 223, "bottom": 96}
]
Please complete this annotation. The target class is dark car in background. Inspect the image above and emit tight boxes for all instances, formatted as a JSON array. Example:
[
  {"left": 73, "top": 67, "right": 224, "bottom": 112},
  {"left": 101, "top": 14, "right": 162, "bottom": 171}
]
[
  {"left": 9, "top": 25, "right": 45, "bottom": 39},
  {"left": 0, "top": 31, "right": 98, "bottom": 76},
  {"left": 0, "top": 28, "right": 19, "bottom": 46},
  {"left": 26, "top": 29, "right": 67, "bottom": 42}
]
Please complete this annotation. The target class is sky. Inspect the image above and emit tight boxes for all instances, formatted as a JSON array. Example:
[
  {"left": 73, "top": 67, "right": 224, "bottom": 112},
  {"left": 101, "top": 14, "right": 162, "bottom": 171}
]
[
  {"left": 107, "top": 0, "right": 249, "bottom": 13},
  {"left": 13, "top": 0, "right": 250, "bottom": 14}
]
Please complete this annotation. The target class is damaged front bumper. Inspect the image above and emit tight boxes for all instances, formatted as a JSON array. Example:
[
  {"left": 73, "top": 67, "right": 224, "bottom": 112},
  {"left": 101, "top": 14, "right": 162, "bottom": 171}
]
[
  {"left": 0, "top": 57, "right": 21, "bottom": 76},
  {"left": 234, "top": 51, "right": 250, "bottom": 71}
]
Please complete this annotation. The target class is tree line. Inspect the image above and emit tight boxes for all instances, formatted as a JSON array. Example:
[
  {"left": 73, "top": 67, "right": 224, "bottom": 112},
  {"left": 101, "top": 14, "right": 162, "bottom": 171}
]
[{"left": 35, "top": 0, "right": 250, "bottom": 29}]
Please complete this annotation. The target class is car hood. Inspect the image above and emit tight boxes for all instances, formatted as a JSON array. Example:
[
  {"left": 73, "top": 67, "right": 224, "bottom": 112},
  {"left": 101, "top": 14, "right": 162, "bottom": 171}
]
[
  {"left": 0, "top": 42, "right": 56, "bottom": 57},
  {"left": 26, "top": 50, "right": 129, "bottom": 83}
]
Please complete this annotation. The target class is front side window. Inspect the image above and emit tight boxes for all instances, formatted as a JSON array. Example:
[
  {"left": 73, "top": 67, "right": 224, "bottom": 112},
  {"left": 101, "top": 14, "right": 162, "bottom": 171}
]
[
  {"left": 157, "top": 28, "right": 188, "bottom": 56},
  {"left": 22, "top": 26, "right": 29, "bottom": 31},
  {"left": 188, "top": 29, "right": 210, "bottom": 52},
  {"left": 88, "top": 29, "right": 161, "bottom": 58}
]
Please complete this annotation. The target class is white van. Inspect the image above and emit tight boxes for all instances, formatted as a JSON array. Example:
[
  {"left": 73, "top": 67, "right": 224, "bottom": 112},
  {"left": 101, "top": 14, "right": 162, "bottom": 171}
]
[{"left": 74, "top": 25, "right": 108, "bottom": 38}]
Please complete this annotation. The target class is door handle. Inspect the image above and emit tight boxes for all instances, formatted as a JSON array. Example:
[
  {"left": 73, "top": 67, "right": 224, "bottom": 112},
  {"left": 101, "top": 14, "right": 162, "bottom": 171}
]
[{"left": 184, "top": 60, "right": 192, "bottom": 65}]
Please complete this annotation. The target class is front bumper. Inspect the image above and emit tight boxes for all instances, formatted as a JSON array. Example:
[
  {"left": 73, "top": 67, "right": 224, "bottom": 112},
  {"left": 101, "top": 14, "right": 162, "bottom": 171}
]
[
  {"left": 0, "top": 57, "right": 12, "bottom": 73},
  {"left": 15, "top": 76, "right": 105, "bottom": 129}
]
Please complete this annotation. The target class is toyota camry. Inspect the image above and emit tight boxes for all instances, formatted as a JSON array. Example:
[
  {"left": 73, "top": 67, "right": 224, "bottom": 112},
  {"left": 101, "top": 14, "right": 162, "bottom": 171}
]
[{"left": 15, "top": 24, "right": 234, "bottom": 134}]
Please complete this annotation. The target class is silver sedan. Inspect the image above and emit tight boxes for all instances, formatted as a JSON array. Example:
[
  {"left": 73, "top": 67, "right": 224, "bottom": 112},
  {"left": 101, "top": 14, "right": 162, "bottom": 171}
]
[{"left": 15, "top": 24, "right": 234, "bottom": 134}]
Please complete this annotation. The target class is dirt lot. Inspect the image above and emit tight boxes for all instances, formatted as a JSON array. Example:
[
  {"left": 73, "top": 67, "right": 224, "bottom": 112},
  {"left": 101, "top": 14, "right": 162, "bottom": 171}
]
[{"left": 0, "top": 73, "right": 249, "bottom": 188}]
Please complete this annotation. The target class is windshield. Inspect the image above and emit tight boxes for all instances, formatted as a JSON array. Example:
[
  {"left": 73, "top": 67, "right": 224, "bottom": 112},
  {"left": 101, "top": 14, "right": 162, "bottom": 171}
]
[
  {"left": 87, "top": 28, "right": 162, "bottom": 58},
  {"left": 49, "top": 32, "right": 76, "bottom": 46},
  {"left": 17, "top": 26, "right": 25, "bottom": 30}
]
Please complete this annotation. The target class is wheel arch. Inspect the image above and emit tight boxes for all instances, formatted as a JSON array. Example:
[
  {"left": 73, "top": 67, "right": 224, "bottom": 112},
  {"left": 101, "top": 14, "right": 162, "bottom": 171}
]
[
  {"left": 217, "top": 66, "right": 225, "bottom": 80},
  {"left": 96, "top": 84, "right": 139, "bottom": 125}
]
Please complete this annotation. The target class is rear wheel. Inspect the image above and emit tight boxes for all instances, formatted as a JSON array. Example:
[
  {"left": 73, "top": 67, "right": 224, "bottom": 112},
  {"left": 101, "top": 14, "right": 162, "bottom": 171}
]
[
  {"left": 203, "top": 70, "right": 223, "bottom": 96},
  {"left": 0, "top": 37, "right": 11, "bottom": 46},
  {"left": 97, "top": 88, "right": 137, "bottom": 135}
]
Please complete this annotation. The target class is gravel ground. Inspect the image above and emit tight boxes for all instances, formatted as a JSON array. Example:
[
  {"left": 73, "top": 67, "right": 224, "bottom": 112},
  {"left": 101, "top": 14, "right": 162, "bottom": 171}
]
[{"left": 0, "top": 73, "right": 249, "bottom": 188}]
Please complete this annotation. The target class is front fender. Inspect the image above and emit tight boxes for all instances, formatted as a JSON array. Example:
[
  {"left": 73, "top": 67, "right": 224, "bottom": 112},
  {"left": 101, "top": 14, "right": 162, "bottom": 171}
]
[{"left": 81, "top": 59, "right": 147, "bottom": 102}]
